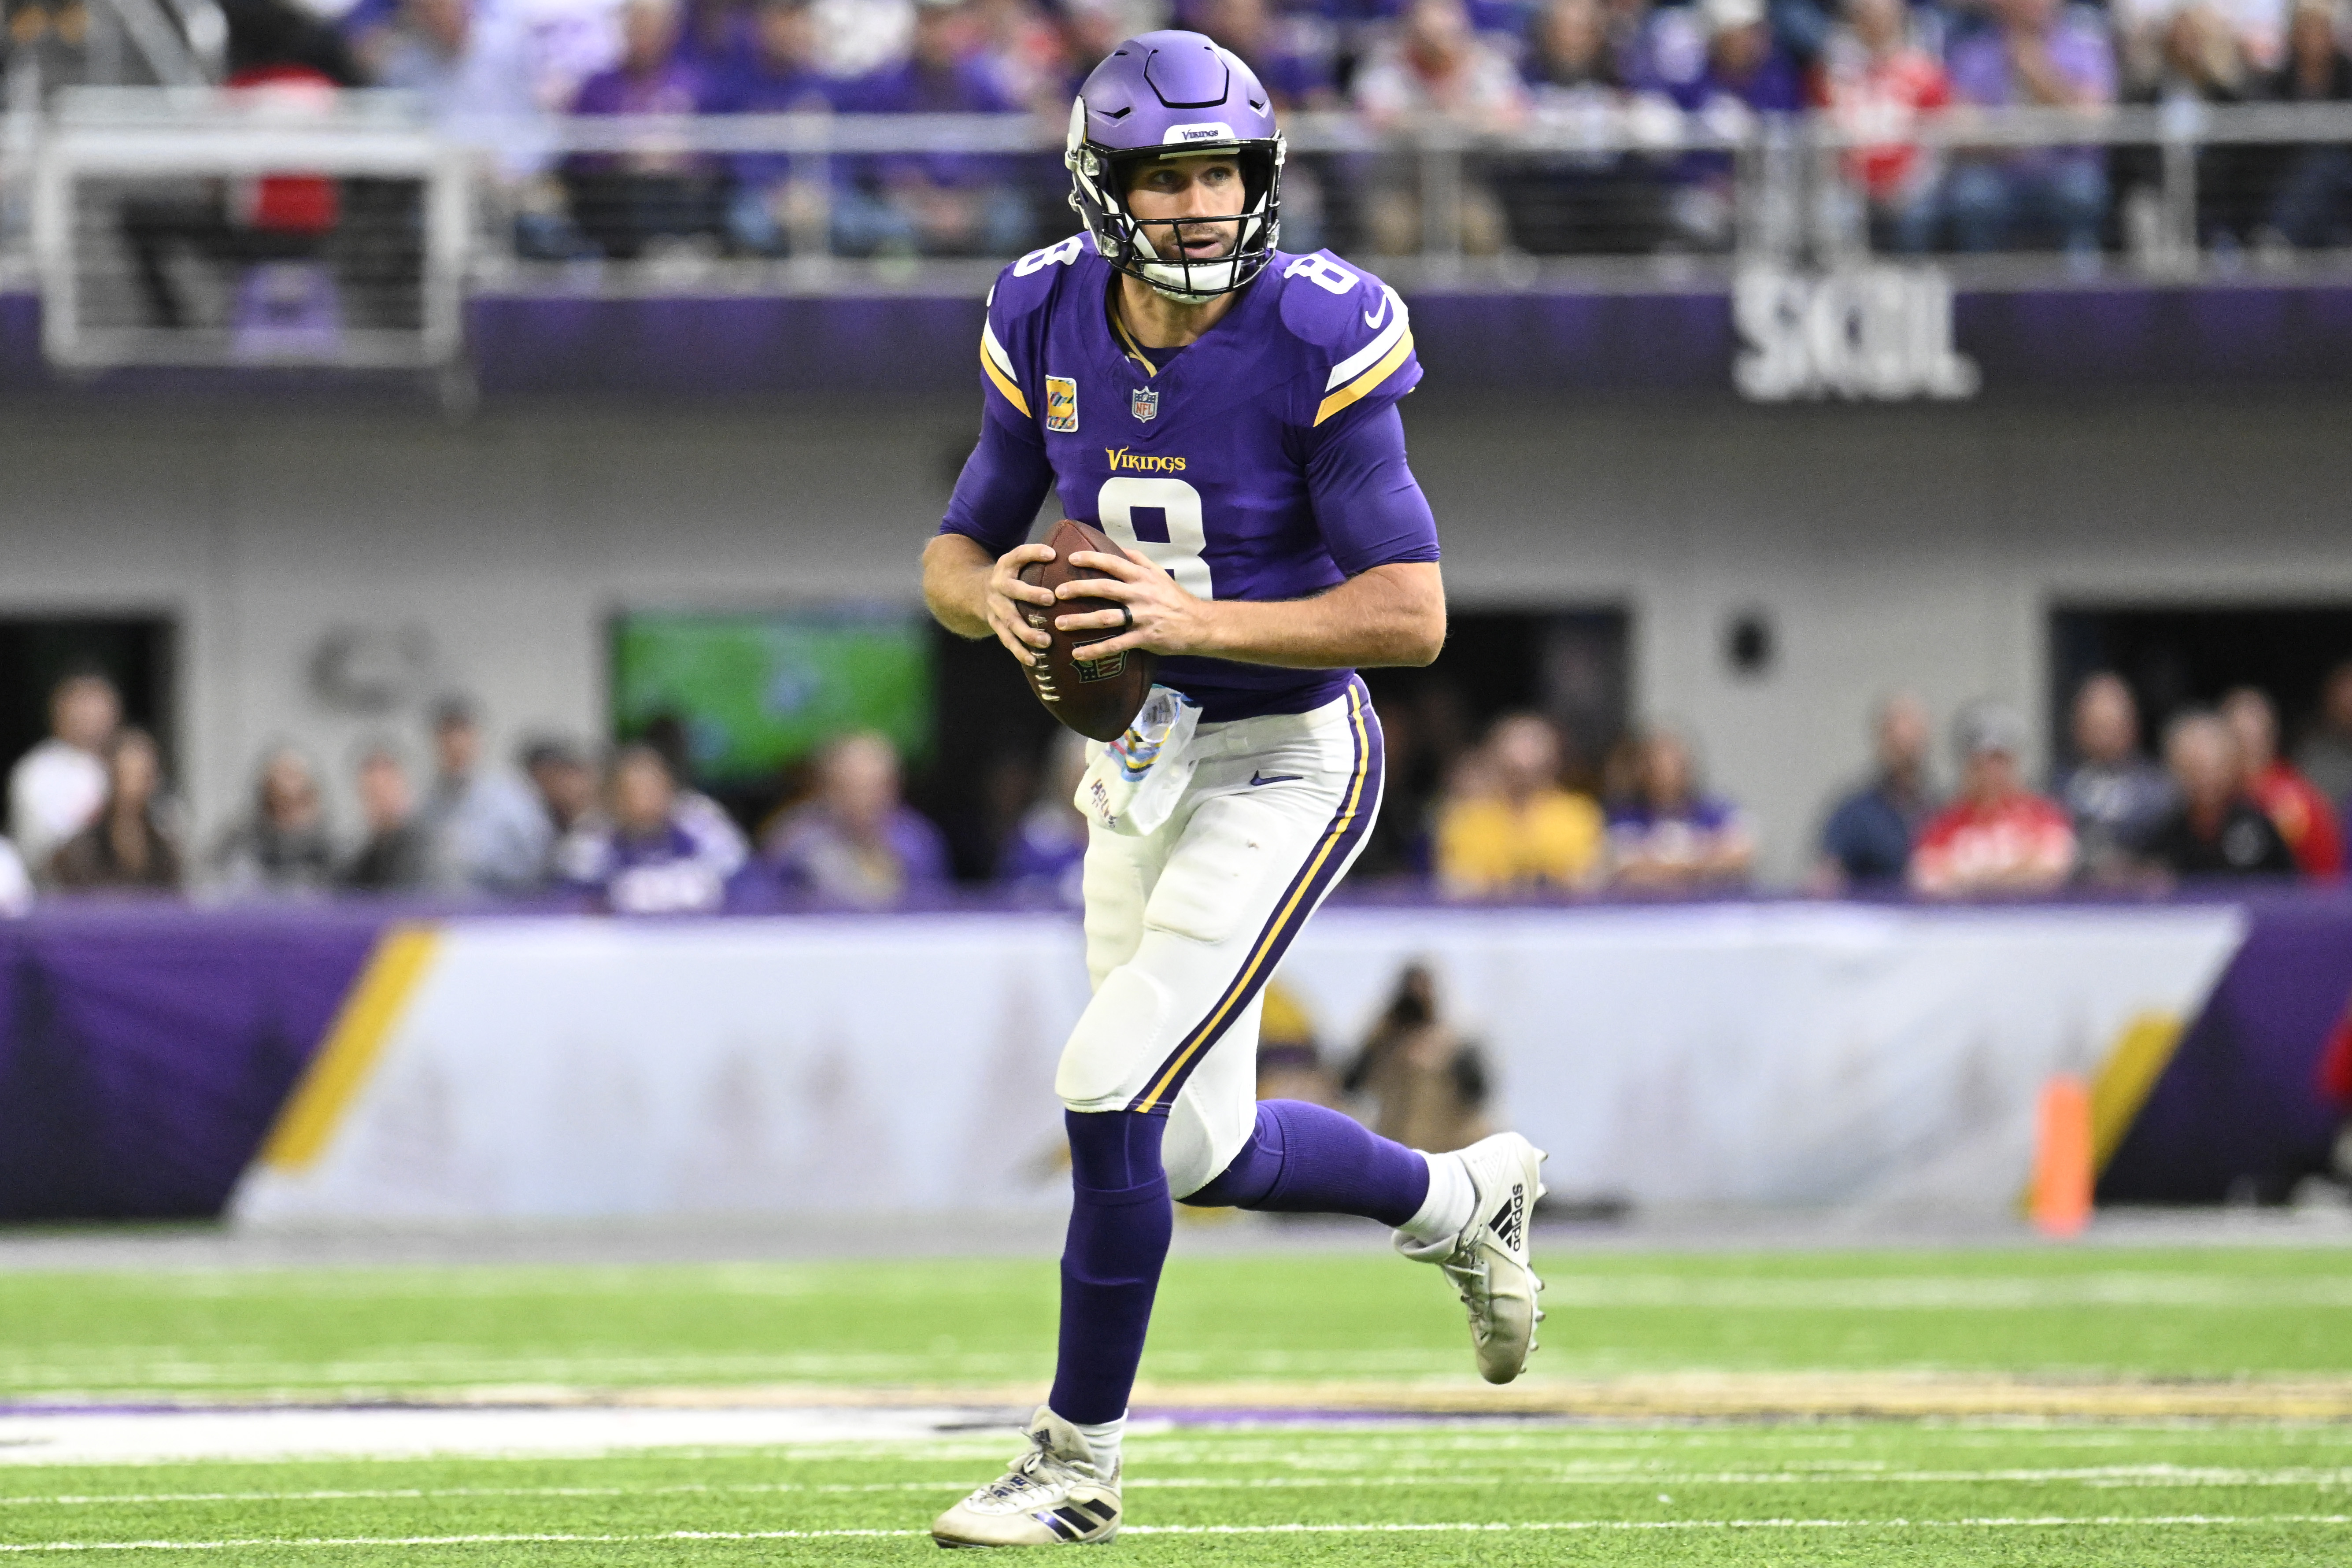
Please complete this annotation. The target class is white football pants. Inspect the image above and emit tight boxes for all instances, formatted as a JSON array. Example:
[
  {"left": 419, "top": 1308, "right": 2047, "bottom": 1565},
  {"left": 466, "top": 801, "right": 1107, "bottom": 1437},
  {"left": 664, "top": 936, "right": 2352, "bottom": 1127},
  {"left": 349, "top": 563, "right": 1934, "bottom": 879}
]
[{"left": 1056, "top": 677, "right": 1384, "bottom": 1198}]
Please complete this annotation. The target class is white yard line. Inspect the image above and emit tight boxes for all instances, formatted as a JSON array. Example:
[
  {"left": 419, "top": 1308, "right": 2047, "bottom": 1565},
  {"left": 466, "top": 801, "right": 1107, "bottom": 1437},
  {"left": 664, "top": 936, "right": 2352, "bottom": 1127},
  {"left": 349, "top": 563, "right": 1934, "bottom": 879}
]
[
  {"left": 4, "top": 1466, "right": 2349, "bottom": 1508},
  {"left": 64, "top": 1273, "right": 2352, "bottom": 1311},
  {"left": 0, "top": 1408, "right": 995, "bottom": 1466},
  {"left": 1, "top": 1516, "right": 2348, "bottom": 1551}
]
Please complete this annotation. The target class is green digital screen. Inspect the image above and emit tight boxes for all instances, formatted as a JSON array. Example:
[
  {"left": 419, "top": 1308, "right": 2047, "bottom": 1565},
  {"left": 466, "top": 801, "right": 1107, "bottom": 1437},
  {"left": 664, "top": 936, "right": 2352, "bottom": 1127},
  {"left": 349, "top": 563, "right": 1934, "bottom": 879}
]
[{"left": 609, "top": 606, "right": 932, "bottom": 782}]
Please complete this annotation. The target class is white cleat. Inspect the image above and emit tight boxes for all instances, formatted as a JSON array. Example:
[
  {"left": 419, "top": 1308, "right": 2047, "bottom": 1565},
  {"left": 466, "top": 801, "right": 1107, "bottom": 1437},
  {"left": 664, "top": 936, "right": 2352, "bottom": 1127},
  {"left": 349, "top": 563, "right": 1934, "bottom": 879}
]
[
  {"left": 1396, "top": 1132, "right": 1548, "bottom": 1385},
  {"left": 930, "top": 1405, "right": 1121, "bottom": 1549}
]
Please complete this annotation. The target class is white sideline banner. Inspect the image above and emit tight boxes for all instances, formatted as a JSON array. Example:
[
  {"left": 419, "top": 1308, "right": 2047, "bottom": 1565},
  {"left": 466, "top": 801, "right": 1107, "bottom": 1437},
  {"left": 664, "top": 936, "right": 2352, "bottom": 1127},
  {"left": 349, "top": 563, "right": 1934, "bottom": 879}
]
[{"left": 231, "top": 904, "right": 2246, "bottom": 1224}]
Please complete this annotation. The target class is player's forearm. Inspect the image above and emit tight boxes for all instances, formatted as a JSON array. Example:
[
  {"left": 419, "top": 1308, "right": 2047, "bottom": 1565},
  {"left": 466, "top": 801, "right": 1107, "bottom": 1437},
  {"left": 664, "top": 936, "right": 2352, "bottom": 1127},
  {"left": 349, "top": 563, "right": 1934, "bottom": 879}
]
[
  {"left": 921, "top": 533, "right": 996, "bottom": 640},
  {"left": 1194, "top": 562, "right": 1446, "bottom": 669}
]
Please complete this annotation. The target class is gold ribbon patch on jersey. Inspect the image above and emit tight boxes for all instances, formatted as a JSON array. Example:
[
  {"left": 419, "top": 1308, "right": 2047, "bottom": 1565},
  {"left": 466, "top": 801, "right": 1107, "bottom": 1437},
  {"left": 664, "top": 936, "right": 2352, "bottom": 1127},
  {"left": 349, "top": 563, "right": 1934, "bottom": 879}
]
[{"left": 1045, "top": 376, "right": 1078, "bottom": 433}]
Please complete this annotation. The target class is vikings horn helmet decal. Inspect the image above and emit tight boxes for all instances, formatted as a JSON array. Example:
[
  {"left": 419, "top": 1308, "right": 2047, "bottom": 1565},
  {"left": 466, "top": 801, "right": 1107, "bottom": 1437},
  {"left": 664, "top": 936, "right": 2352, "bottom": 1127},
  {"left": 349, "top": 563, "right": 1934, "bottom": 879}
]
[{"left": 1065, "top": 30, "right": 1285, "bottom": 303}]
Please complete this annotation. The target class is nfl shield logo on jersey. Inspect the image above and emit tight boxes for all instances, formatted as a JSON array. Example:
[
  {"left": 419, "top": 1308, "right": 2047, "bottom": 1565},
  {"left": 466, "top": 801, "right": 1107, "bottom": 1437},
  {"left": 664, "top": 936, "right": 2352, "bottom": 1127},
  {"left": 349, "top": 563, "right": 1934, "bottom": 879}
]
[{"left": 1130, "top": 386, "right": 1158, "bottom": 423}]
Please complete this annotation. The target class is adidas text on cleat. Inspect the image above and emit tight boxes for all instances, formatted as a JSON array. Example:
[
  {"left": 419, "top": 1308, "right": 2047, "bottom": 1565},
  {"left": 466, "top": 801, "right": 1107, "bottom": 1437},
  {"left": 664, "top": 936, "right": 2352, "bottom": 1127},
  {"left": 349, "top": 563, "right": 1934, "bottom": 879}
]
[
  {"left": 1396, "top": 1132, "right": 1548, "bottom": 1384},
  {"left": 931, "top": 1405, "right": 1122, "bottom": 1549}
]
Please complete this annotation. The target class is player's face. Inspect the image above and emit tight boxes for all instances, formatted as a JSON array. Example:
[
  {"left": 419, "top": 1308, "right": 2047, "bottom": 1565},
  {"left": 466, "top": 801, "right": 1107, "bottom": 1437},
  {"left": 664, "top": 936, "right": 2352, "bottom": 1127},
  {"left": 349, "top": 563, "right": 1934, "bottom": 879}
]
[{"left": 1125, "top": 155, "right": 1245, "bottom": 264}]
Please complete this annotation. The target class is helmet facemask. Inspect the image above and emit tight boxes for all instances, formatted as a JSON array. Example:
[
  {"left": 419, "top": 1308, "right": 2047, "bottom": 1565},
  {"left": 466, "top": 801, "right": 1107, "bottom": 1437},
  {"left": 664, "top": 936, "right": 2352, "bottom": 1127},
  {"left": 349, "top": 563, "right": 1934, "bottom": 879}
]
[{"left": 1067, "top": 97, "right": 1284, "bottom": 304}]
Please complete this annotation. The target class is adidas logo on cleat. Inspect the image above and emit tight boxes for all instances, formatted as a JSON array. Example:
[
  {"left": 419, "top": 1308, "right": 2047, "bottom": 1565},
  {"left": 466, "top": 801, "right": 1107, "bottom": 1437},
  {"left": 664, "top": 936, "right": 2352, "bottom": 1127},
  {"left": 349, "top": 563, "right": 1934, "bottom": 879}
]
[
  {"left": 1491, "top": 1187, "right": 1526, "bottom": 1254},
  {"left": 1039, "top": 1501, "right": 1114, "bottom": 1542}
]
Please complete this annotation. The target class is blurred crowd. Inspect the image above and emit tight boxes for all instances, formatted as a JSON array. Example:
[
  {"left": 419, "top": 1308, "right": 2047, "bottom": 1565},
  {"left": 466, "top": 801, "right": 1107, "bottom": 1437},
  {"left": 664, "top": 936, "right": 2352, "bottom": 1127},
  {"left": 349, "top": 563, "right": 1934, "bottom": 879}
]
[
  {"left": 4, "top": 657, "right": 2348, "bottom": 916},
  {"left": 1812, "top": 668, "right": 2352, "bottom": 893},
  {"left": 50, "top": 0, "right": 2352, "bottom": 284},
  {"left": 0, "top": 675, "right": 956, "bottom": 915}
]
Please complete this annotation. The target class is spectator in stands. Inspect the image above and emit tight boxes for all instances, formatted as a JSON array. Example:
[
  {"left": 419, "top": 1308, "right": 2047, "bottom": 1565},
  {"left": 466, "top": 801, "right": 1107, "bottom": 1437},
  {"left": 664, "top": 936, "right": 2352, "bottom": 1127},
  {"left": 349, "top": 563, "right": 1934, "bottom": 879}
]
[
  {"left": 834, "top": 0, "right": 1033, "bottom": 258},
  {"left": 0, "top": 836, "right": 29, "bottom": 917},
  {"left": 711, "top": 0, "right": 839, "bottom": 255},
  {"left": 1814, "top": 0, "right": 1951, "bottom": 252},
  {"left": 565, "top": 0, "right": 728, "bottom": 259},
  {"left": 2263, "top": 0, "right": 2352, "bottom": 247},
  {"left": 1434, "top": 712, "right": 1605, "bottom": 895},
  {"left": 2053, "top": 672, "right": 2174, "bottom": 883},
  {"left": 764, "top": 730, "right": 950, "bottom": 905},
  {"left": 1814, "top": 690, "right": 1934, "bottom": 889},
  {"left": 1202, "top": 0, "right": 1337, "bottom": 109},
  {"left": 8, "top": 672, "right": 118, "bottom": 884},
  {"left": 1344, "top": 962, "right": 1490, "bottom": 1155},
  {"left": 1910, "top": 701, "right": 2075, "bottom": 896},
  {"left": 210, "top": 747, "right": 337, "bottom": 896},
  {"left": 970, "top": 0, "right": 1073, "bottom": 113},
  {"left": 557, "top": 743, "right": 740, "bottom": 913},
  {"left": 120, "top": 0, "right": 362, "bottom": 328},
  {"left": 2223, "top": 685, "right": 2343, "bottom": 877},
  {"left": 1352, "top": 0, "right": 1528, "bottom": 255},
  {"left": 1499, "top": 0, "right": 1660, "bottom": 255},
  {"left": 419, "top": 695, "right": 554, "bottom": 895},
  {"left": 1606, "top": 727, "right": 1754, "bottom": 890},
  {"left": 2295, "top": 658, "right": 2352, "bottom": 808},
  {"left": 48, "top": 729, "right": 182, "bottom": 893},
  {"left": 997, "top": 732, "right": 1089, "bottom": 903},
  {"left": 633, "top": 715, "right": 754, "bottom": 876},
  {"left": 2120, "top": 4, "right": 2265, "bottom": 248},
  {"left": 341, "top": 743, "right": 432, "bottom": 891},
  {"left": 2145, "top": 710, "right": 2296, "bottom": 877},
  {"left": 1638, "top": 0, "right": 1803, "bottom": 250},
  {"left": 368, "top": 0, "right": 538, "bottom": 135},
  {"left": 1944, "top": 0, "right": 2116, "bottom": 259},
  {"left": 681, "top": 0, "right": 759, "bottom": 70},
  {"left": 523, "top": 736, "right": 601, "bottom": 841}
]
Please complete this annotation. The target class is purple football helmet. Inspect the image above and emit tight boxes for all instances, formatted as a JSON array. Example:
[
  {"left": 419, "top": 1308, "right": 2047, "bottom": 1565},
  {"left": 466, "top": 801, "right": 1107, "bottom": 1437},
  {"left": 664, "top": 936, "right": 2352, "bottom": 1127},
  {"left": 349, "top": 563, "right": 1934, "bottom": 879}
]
[{"left": 1065, "top": 30, "right": 1285, "bottom": 302}]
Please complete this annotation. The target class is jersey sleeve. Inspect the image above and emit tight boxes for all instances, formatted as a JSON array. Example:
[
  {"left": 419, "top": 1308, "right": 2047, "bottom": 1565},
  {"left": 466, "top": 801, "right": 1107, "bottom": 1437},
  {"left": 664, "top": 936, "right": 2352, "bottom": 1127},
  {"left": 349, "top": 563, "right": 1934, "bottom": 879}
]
[
  {"left": 1304, "top": 401, "right": 1439, "bottom": 575},
  {"left": 1276, "top": 251, "right": 1424, "bottom": 430},
  {"left": 940, "top": 266, "right": 1059, "bottom": 551}
]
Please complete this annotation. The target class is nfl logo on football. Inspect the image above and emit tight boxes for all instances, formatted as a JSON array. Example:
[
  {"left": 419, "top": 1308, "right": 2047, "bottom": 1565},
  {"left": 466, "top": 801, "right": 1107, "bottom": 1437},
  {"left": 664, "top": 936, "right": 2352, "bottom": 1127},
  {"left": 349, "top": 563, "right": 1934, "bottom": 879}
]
[{"left": 1131, "top": 387, "right": 1158, "bottom": 422}]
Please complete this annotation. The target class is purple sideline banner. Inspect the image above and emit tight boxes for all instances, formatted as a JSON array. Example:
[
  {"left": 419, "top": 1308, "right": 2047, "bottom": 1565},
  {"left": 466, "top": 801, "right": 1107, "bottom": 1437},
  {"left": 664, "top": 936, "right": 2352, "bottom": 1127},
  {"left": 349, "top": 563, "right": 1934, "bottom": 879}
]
[
  {"left": 2099, "top": 890, "right": 2352, "bottom": 1205},
  {"left": 0, "top": 903, "right": 382, "bottom": 1220},
  {"left": 6, "top": 285, "right": 2352, "bottom": 401},
  {"left": 0, "top": 893, "right": 2347, "bottom": 1222}
]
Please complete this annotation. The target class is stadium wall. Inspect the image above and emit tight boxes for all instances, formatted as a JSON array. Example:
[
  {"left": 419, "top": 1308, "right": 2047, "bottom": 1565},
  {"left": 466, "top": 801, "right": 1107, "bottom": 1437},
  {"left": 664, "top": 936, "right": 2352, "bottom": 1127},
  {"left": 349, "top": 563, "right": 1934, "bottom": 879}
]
[{"left": 3, "top": 390, "right": 2348, "bottom": 882}]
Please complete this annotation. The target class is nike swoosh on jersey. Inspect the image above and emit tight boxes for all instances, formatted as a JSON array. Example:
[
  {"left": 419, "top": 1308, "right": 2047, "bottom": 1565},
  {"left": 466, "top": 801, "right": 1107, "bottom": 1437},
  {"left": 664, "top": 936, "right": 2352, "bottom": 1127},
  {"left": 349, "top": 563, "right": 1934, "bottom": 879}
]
[
  {"left": 1248, "top": 772, "right": 1304, "bottom": 786},
  {"left": 1363, "top": 293, "right": 1390, "bottom": 329}
]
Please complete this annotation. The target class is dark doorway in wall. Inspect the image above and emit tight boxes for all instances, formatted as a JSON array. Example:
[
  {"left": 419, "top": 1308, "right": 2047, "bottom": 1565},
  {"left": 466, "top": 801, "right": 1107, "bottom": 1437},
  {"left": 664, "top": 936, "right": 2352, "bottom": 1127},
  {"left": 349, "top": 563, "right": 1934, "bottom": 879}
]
[
  {"left": 0, "top": 617, "right": 177, "bottom": 783},
  {"left": 2049, "top": 604, "right": 2352, "bottom": 764},
  {"left": 921, "top": 606, "right": 1633, "bottom": 885},
  {"left": 1357, "top": 608, "right": 1631, "bottom": 880}
]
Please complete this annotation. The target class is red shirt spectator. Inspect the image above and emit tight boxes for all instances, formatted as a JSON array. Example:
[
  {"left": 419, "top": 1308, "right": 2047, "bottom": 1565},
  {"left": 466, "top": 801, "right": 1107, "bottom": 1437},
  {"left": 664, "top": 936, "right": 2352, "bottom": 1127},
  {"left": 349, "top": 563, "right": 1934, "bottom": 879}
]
[
  {"left": 2224, "top": 687, "right": 2344, "bottom": 878},
  {"left": 228, "top": 63, "right": 344, "bottom": 234},
  {"left": 2248, "top": 759, "right": 2343, "bottom": 877},
  {"left": 1911, "top": 703, "right": 2076, "bottom": 895},
  {"left": 1814, "top": 0, "right": 1950, "bottom": 205}
]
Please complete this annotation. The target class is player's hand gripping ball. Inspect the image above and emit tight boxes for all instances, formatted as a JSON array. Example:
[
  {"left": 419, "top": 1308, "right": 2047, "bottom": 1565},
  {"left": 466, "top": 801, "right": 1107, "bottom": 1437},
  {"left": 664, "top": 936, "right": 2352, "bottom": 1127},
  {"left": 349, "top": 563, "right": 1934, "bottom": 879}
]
[{"left": 1016, "top": 518, "right": 1158, "bottom": 741}]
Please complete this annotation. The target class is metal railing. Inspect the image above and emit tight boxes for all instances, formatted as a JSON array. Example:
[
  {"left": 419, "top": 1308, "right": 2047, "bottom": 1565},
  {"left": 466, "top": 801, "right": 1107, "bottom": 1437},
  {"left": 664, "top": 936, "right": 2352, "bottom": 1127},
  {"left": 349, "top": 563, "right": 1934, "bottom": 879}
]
[{"left": 17, "top": 90, "right": 2352, "bottom": 367}]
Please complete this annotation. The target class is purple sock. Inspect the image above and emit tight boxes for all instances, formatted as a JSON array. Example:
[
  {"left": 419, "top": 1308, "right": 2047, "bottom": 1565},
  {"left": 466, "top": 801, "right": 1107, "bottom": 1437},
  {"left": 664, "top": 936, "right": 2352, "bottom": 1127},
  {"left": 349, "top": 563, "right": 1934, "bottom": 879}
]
[
  {"left": 1179, "top": 1100, "right": 1430, "bottom": 1226},
  {"left": 1047, "top": 1109, "right": 1170, "bottom": 1425}
]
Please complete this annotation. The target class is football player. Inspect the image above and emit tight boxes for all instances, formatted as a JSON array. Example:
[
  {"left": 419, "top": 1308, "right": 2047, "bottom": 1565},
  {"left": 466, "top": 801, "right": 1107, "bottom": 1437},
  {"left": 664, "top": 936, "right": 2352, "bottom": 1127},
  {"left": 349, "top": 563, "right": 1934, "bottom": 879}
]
[{"left": 919, "top": 30, "right": 1546, "bottom": 1549}]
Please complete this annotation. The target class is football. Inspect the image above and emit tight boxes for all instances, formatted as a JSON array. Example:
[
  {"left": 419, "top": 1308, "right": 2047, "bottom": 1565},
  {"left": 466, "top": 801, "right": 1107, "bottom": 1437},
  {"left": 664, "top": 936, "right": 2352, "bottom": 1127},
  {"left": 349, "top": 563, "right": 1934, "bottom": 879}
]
[{"left": 1017, "top": 517, "right": 1158, "bottom": 742}]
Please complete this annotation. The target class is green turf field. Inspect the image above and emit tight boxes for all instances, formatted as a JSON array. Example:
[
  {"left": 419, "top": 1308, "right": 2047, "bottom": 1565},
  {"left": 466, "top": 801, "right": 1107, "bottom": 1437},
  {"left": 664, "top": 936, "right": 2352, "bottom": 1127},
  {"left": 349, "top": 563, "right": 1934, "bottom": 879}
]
[
  {"left": 7, "top": 1244, "right": 2351, "bottom": 1397},
  {"left": 1, "top": 1421, "right": 2347, "bottom": 1564},
  {"left": 1, "top": 1242, "right": 2347, "bottom": 1562}
]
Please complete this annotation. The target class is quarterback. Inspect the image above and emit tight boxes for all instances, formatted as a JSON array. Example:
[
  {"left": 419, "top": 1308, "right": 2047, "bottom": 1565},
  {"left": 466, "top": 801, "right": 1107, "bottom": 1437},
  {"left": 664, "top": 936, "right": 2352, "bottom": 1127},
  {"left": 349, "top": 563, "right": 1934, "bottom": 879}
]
[{"left": 919, "top": 30, "right": 1546, "bottom": 1549}]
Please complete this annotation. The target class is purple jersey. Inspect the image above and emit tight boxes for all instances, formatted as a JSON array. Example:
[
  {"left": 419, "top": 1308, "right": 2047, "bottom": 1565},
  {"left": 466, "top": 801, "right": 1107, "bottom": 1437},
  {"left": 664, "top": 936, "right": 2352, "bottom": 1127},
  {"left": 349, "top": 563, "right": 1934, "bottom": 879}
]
[{"left": 941, "top": 239, "right": 1439, "bottom": 722}]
